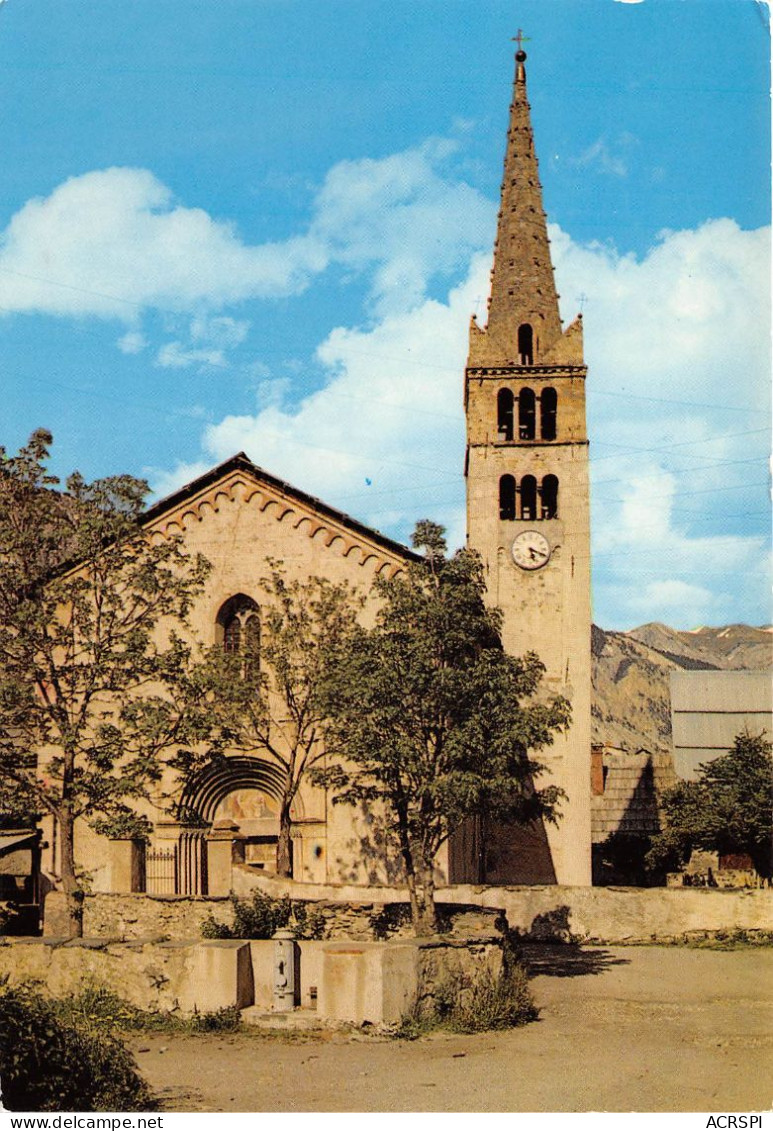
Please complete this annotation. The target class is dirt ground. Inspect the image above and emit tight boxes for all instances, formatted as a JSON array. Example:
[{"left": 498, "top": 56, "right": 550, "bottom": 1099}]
[{"left": 129, "top": 945, "right": 773, "bottom": 1113}]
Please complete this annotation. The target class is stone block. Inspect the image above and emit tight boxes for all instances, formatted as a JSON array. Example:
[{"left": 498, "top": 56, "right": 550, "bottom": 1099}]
[
  {"left": 317, "top": 941, "right": 418, "bottom": 1025},
  {"left": 206, "top": 837, "right": 235, "bottom": 897},
  {"left": 42, "top": 890, "right": 70, "bottom": 937},
  {"left": 179, "top": 940, "right": 253, "bottom": 1013}
]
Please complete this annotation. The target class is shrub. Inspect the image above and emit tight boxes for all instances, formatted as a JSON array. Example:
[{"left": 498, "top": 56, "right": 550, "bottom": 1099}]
[
  {"left": 188, "top": 1004, "right": 242, "bottom": 1032},
  {"left": 396, "top": 960, "right": 537, "bottom": 1038},
  {"left": 201, "top": 891, "right": 326, "bottom": 940},
  {"left": 0, "top": 982, "right": 153, "bottom": 1111},
  {"left": 444, "top": 964, "right": 537, "bottom": 1032}
]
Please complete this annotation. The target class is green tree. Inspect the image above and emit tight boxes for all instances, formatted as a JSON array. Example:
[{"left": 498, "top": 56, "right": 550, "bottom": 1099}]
[
  {"left": 315, "top": 522, "right": 571, "bottom": 935},
  {"left": 0, "top": 431, "right": 214, "bottom": 935},
  {"left": 190, "top": 567, "right": 361, "bottom": 877},
  {"left": 647, "top": 730, "right": 772, "bottom": 881}
]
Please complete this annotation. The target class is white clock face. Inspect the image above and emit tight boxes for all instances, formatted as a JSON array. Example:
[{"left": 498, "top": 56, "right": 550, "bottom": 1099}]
[{"left": 512, "top": 530, "right": 551, "bottom": 570}]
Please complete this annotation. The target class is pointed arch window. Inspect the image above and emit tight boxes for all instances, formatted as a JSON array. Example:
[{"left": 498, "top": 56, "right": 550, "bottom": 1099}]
[
  {"left": 518, "top": 388, "right": 536, "bottom": 440},
  {"left": 499, "top": 475, "right": 516, "bottom": 521},
  {"left": 497, "top": 389, "right": 514, "bottom": 441},
  {"left": 518, "top": 323, "right": 534, "bottom": 365},
  {"left": 217, "top": 595, "right": 260, "bottom": 674},
  {"left": 541, "top": 474, "right": 559, "bottom": 519},
  {"left": 541, "top": 387, "right": 557, "bottom": 441},
  {"left": 520, "top": 475, "right": 537, "bottom": 521}
]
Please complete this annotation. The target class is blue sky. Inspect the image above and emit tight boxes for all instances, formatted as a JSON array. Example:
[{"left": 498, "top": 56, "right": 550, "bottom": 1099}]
[{"left": 0, "top": 0, "right": 770, "bottom": 630}]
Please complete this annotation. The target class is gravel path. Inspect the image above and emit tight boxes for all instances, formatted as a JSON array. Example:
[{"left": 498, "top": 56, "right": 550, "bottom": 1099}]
[{"left": 130, "top": 945, "right": 773, "bottom": 1113}]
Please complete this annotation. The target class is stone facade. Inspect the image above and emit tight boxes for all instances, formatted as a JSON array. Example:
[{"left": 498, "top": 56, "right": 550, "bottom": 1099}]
[
  {"left": 40, "top": 457, "right": 416, "bottom": 896},
  {"left": 463, "top": 51, "right": 592, "bottom": 885}
]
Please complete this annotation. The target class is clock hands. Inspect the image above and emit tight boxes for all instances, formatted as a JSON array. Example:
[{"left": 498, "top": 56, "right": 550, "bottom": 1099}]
[{"left": 512, "top": 531, "right": 551, "bottom": 570}]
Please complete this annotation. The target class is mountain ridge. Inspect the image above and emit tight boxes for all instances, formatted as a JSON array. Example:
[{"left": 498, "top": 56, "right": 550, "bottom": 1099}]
[{"left": 592, "top": 621, "right": 772, "bottom": 756}]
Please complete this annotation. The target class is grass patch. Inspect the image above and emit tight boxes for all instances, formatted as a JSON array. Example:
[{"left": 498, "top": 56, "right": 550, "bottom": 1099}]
[
  {"left": 648, "top": 928, "right": 773, "bottom": 950},
  {"left": 52, "top": 984, "right": 242, "bottom": 1034},
  {"left": 395, "top": 962, "right": 537, "bottom": 1039}
]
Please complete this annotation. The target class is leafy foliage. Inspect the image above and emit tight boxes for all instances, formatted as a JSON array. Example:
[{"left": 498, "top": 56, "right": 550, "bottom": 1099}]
[
  {"left": 0, "top": 775, "right": 41, "bottom": 830},
  {"left": 315, "top": 522, "right": 570, "bottom": 934},
  {"left": 0, "top": 431, "right": 217, "bottom": 933},
  {"left": 201, "top": 890, "right": 327, "bottom": 939},
  {"left": 646, "top": 731, "right": 772, "bottom": 880},
  {"left": 0, "top": 981, "right": 153, "bottom": 1111}
]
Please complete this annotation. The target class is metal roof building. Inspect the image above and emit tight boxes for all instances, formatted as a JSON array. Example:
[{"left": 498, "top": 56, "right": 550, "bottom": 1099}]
[{"left": 670, "top": 670, "right": 772, "bottom": 780}]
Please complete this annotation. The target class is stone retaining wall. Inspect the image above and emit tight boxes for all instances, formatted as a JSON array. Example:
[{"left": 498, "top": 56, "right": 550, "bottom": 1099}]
[
  {"left": 446, "top": 883, "right": 772, "bottom": 942},
  {"left": 0, "top": 936, "right": 252, "bottom": 1014},
  {"left": 72, "top": 890, "right": 502, "bottom": 942},
  {"left": 232, "top": 872, "right": 773, "bottom": 942},
  {"left": 0, "top": 933, "right": 502, "bottom": 1025},
  {"left": 47, "top": 879, "right": 773, "bottom": 946},
  {"left": 74, "top": 892, "right": 235, "bottom": 940}
]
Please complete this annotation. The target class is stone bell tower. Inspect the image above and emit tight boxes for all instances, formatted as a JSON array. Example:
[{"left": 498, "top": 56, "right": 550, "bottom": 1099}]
[{"left": 464, "top": 45, "right": 591, "bottom": 885}]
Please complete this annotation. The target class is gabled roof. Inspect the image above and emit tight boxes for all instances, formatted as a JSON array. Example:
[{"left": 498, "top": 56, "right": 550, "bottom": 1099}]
[{"left": 142, "top": 452, "right": 421, "bottom": 564}]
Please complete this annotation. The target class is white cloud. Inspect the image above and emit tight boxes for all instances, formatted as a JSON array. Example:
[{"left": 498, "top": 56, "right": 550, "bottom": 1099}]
[
  {"left": 309, "top": 139, "right": 492, "bottom": 315},
  {"left": 117, "top": 329, "right": 147, "bottom": 354},
  {"left": 623, "top": 580, "right": 723, "bottom": 626},
  {"left": 199, "top": 254, "right": 490, "bottom": 548},
  {"left": 155, "top": 342, "right": 227, "bottom": 370},
  {"left": 0, "top": 144, "right": 491, "bottom": 332},
  {"left": 169, "top": 211, "right": 770, "bottom": 628},
  {"left": 2, "top": 145, "right": 768, "bottom": 629},
  {"left": 551, "top": 219, "right": 770, "bottom": 400},
  {"left": 554, "top": 219, "right": 771, "bottom": 627},
  {"left": 0, "top": 168, "right": 328, "bottom": 320},
  {"left": 592, "top": 463, "right": 769, "bottom": 626},
  {"left": 569, "top": 137, "right": 631, "bottom": 178},
  {"left": 189, "top": 315, "right": 249, "bottom": 349},
  {"left": 147, "top": 459, "right": 215, "bottom": 501}
]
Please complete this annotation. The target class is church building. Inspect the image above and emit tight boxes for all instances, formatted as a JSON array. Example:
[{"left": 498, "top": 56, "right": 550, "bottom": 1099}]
[
  {"left": 42, "top": 45, "right": 592, "bottom": 896},
  {"left": 463, "top": 46, "right": 592, "bottom": 886}
]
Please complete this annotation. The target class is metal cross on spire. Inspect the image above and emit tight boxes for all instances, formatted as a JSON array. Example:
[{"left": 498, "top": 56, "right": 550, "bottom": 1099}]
[{"left": 511, "top": 28, "right": 531, "bottom": 52}]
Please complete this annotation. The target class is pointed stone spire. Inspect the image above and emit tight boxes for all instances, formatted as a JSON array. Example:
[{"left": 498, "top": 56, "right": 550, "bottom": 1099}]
[{"left": 483, "top": 48, "right": 563, "bottom": 363}]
